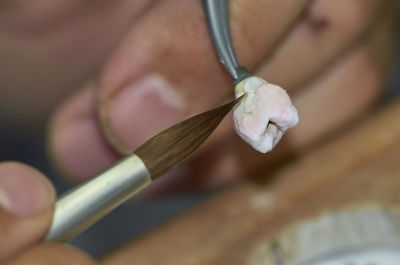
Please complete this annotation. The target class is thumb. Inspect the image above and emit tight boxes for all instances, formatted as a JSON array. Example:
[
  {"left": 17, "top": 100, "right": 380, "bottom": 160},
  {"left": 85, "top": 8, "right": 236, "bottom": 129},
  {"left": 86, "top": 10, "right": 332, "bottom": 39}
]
[{"left": 0, "top": 162, "right": 55, "bottom": 262}]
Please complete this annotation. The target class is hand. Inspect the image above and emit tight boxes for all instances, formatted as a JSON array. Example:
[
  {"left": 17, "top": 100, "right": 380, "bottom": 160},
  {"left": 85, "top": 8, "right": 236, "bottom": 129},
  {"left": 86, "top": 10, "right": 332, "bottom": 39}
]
[
  {"left": 1, "top": 0, "right": 396, "bottom": 194},
  {"left": 0, "top": 162, "right": 96, "bottom": 265}
]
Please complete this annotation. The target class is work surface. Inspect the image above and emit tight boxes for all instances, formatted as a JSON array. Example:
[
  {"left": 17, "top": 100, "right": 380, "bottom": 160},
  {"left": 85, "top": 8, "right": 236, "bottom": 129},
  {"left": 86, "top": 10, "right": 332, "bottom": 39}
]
[{"left": 103, "top": 98, "right": 400, "bottom": 265}]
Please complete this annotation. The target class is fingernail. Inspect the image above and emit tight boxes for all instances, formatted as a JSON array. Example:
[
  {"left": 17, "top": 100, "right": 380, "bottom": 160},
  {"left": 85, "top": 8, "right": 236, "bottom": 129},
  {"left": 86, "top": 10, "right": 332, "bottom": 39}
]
[
  {"left": 107, "top": 75, "right": 187, "bottom": 152},
  {"left": 0, "top": 163, "right": 54, "bottom": 217}
]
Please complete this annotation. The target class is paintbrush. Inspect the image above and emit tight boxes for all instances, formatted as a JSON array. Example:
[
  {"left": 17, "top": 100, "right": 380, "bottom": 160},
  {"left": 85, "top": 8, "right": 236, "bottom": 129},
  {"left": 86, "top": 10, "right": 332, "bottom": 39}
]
[{"left": 45, "top": 96, "right": 244, "bottom": 242}]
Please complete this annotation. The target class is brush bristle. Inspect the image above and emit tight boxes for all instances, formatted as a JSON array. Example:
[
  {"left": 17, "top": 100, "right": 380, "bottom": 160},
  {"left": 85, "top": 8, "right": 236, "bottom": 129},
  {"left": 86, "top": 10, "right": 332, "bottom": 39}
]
[{"left": 134, "top": 95, "right": 244, "bottom": 180}]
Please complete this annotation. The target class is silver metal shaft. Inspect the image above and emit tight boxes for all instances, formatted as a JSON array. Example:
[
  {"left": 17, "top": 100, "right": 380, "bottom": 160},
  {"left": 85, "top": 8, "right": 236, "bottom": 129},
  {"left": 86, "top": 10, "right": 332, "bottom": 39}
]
[
  {"left": 202, "top": 0, "right": 251, "bottom": 83},
  {"left": 45, "top": 154, "right": 151, "bottom": 242}
]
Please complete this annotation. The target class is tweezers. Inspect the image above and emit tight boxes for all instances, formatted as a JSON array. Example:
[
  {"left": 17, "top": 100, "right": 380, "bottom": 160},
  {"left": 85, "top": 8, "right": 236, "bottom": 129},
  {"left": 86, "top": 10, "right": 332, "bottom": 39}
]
[{"left": 202, "top": 0, "right": 252, "bottom": 85}]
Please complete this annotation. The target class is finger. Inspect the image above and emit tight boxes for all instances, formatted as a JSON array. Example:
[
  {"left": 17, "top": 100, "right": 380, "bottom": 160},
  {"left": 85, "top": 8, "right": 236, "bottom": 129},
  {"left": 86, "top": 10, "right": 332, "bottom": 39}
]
[
  {"left": 97, "top": 0, "right": 310, "bottom": 153},
  {"left": 49, "top": 0, "right": 386, "bottom": 182},
  {"left": 48, "top": 84, "right": 120, "bottom": 181},
  {"left": 144, "top": 31, "right": 388, "bottom": 189},
  {"left": 5, "top": 243, "right": 96, "bottom": 265},
  {"left": 158, "top": 3, "right": 397, "bottom": 190},
  {"left": 96, "top": 0, "right": 384, "bottom": 153},
  {"left": 0, "top": 0, "right": 155, "bottom": 129},
  {"left": 131, "top": 27, "right": 388, "bottom": 194},
  {"left": 267, "top": 0, "right": 396, "bottom": 149},
  {"left": 49, "top": 0, "right": 310, "bottom": 180},
  {"left": 234, "top": 4, "right": 397, "bottom": 177},
  {"left": 258, "top": 0, "right": 386, "bottom": 90},
  {"left": 0, "top": 162, "right": 55, "bottom": 262}
]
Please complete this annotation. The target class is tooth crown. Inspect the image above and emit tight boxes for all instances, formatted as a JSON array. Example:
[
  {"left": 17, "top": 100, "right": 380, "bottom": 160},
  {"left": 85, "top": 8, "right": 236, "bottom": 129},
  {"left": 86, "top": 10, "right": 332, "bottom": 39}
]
[{"left": 233, "top": 76, "right": 299, "bottom": 153}]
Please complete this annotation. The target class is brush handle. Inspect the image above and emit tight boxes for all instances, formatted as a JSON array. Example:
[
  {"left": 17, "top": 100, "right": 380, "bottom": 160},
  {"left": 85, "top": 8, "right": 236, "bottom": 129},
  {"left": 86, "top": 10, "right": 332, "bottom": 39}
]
[{"left": 45, "top": 154, "right": 151, "bottom": 242}]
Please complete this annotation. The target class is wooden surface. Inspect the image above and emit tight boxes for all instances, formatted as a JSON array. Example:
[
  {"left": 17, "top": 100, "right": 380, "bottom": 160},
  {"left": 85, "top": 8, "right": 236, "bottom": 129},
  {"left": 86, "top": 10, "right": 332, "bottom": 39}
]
[{"left": 103, "top": 98, "right": 400, "bottom": 265}]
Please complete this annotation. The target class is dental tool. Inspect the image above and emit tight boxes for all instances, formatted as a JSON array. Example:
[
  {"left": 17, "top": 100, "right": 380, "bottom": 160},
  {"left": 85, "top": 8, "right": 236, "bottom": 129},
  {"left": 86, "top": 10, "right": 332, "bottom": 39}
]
[
  {"left": 202, "top": 0, "right": 252, "bottom": 84},
  {"left": 203, "top": 0, "right": 299, "bottom": 153}
]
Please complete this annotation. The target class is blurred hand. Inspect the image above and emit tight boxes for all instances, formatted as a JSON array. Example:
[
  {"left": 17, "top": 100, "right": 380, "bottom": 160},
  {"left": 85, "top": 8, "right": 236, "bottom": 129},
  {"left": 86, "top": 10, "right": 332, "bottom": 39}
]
[
  {"left": 0, "top": 0, "right": 396, "bottom": 194},
  {"left": 0, "top": 162, "right": 96, "bottom": 265}
]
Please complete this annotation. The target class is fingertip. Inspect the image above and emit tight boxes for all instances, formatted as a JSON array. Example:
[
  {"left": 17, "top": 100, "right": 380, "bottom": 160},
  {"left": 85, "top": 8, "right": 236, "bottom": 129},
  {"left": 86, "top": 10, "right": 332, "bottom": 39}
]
[
  {"left": 49, "top": 116, "right": 119, "bottom": 182},
  {"left": 48, "top": 87, "right": 119, "bottom": 183},
  {"left": 0, "top": 161, "right": 55, "bottom": 217},
  {"left": 0, "top": 162, "right": 57, "bottom": 261}
]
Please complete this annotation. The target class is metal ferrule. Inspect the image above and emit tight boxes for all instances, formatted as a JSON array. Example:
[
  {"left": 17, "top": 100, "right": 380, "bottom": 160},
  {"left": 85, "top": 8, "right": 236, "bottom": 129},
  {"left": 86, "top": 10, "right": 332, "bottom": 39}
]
[{"left": 45, "top": 154, "right": 151, "bottom": 242}]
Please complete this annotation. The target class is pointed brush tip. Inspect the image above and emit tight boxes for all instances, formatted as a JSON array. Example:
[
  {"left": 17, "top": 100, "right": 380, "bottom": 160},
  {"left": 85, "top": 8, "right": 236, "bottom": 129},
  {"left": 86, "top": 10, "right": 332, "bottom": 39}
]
[{"left": 135, "top": 96, "right": 243, "bottom": 180}]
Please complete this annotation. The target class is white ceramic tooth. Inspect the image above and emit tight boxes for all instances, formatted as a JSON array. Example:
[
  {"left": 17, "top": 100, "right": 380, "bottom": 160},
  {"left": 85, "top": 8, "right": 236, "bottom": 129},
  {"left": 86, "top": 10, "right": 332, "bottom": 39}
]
[{"left": 233, "top": 76, "right": 299, "bottom": 153}]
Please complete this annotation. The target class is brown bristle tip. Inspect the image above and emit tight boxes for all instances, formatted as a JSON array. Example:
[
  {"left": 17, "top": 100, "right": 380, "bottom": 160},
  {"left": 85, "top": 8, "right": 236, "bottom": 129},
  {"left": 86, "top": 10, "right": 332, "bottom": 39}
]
[{"left": 134, "top": 95, "right": 244, "bottom": 180}]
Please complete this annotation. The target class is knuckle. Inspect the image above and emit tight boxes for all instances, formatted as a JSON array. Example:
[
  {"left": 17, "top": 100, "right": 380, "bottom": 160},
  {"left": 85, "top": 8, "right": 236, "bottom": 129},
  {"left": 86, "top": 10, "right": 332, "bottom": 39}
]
[
  {"left": 231, "top": 0, "right": 309, "bottom": 64},
  {"left": 309, "top": 0, "right": 382, "bottom": 36}
]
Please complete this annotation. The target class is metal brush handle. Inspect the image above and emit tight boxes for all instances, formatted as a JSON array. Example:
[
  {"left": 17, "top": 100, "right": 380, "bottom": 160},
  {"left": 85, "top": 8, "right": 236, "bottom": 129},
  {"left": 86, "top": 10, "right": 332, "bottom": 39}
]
[
  {"left": 202, "top": 0, "right": 251, "bottom": 84},
  {"left": 45, "top": 154, "right": 151, "bottom": 242}
]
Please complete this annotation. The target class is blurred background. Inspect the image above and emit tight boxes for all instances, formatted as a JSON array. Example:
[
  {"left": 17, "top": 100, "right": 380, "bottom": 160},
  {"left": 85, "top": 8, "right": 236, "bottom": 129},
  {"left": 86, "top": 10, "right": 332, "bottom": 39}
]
[{"left": 0, "top": 2, "right": 399, "bottom": 258}]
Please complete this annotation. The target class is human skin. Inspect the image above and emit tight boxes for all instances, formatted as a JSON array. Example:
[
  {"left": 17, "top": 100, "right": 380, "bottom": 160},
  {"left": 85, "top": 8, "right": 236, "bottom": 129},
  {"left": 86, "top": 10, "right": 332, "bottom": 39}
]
[
  {"left": 0, "top": 162, "right": 96, "bottom": 265},
  {"left": 0, "top": 0, "right": 397, "bottom": 263},
  {"left": 0, "top": 0, "right": 396, "bottom": 194}
]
